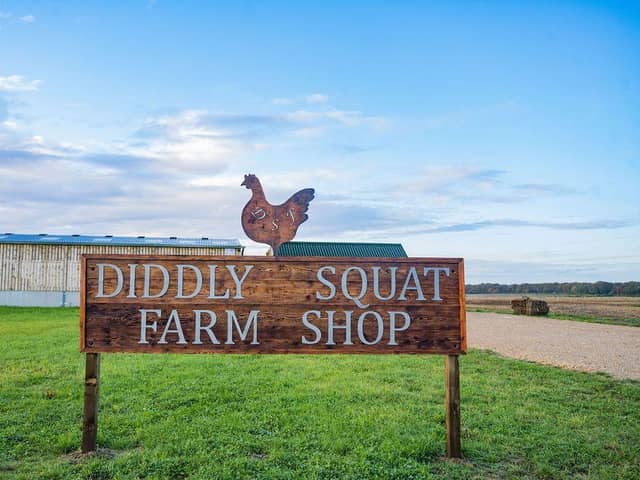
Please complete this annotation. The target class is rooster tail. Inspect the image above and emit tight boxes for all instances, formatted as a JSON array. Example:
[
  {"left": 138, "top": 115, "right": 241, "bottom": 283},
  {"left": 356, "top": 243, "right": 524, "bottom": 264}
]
[
  {"left": 293, "top": 188, "right": 315, "bottom": 207},
  {"left": 287, "top": 188, "right": 315, "bottom": 225}
]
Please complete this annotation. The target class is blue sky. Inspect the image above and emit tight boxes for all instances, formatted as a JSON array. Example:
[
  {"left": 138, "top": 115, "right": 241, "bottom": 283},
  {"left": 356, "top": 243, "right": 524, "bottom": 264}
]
[{"left": 1, "top": 1, "right": 638, "bottom": 283}]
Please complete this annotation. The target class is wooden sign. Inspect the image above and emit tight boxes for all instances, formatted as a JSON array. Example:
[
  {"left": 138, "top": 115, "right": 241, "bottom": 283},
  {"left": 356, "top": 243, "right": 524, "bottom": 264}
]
[
  {"left": 81, "top": 255, "right": 466, "bottom": 354},
  {"left": 241, "top": 174, "right": 315, "bottom": 252},
  {"left": 80, "top": 253, "right": 466, "bottom": 458}
]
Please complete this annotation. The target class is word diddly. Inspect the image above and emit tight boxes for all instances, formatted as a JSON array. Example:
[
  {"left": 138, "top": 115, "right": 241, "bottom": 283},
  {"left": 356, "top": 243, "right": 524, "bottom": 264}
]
[{"left": 94, "top": 263, "right": 452, "bottom": 347}]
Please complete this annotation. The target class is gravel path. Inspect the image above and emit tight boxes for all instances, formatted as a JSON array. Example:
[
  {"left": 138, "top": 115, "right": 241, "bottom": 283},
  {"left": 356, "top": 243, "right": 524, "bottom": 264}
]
[{"left": 467, "top": 312, "right": 640, "bottom": 380}]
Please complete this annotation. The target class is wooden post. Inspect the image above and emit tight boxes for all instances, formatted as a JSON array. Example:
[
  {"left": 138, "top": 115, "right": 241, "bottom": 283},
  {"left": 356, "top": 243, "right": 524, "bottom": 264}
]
[
  {"left": 82, "top": 352, "right": 100, "bottom": 453},
  {"left": 445, "top": 354, "right": 461, "bottom": 458}
]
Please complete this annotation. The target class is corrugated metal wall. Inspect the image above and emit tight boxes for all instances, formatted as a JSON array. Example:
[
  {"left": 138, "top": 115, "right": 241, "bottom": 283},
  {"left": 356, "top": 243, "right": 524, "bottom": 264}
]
[
  {"left": 0, "top": 291, "right": 80, "bottom": 307},
  {"left": 0, "top": 243, "right": 238, "bottom": 292}
]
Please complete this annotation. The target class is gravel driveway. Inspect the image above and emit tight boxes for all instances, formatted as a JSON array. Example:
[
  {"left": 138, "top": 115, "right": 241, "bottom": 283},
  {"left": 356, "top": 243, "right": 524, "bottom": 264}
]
[{"left": 467, "top": 312, "right": 640, "bottom": 380}]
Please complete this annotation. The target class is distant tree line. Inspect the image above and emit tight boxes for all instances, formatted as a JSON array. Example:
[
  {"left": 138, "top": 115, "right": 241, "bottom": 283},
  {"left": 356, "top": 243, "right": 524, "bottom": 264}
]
[{"left": 465, "top": 281, "right": 640, "bottom": 296}]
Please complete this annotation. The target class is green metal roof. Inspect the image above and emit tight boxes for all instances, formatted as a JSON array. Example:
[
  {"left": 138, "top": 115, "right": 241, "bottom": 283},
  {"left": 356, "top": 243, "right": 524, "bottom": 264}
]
[{"left": 275, "top": 241, "right": 407, "bottom": 257}]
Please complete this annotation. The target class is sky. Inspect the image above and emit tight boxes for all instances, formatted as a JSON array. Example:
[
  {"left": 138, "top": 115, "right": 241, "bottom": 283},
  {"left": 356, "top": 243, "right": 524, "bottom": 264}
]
[{"left": 0, "top": 1, "right": 639, "bottom": 283}]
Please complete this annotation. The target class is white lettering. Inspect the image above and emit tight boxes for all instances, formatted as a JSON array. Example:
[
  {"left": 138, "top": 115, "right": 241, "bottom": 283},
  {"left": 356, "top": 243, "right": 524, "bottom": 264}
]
[
  {"left": 398, "top": 267, "right": 425, "bottom": 301},
  {"left": 327, "top": 310, "right": 353, "bottom": 346},
  {"left": 424, "top": 267, "right": 450, "bottom": 301},
  {"left": 301, "top": 310, "right": 322, "bottom": 344},
  {"left": 251, "top": 208, "right": 266, "bottom": 220},
  {"left": 138, "top": 308, "right": 160, "bottom": 344},
  {"left": 372, "top": 266, "right": 397, "bottom": 301},
  {"left": 193, "top": 310, "right": 219, "bottom": 344},
  {"left": 227, "top": 265, "right": 254, "bottom": 299},
  {"left": 388, "top": 311, "right": 411, "bottom": 345},
  {"left": 142, "top": 264, "right": 170, "bottom": 298},
  {"left": 225, "top": 310, "right": 259, "bottom": 344},
  {"left": 316, "top": 266, "right": 336, "bottom": 300},
  {"left": 176, "top": 264, "right": 203, "bottom": 299},
  {"left": 158, "top": 309, "right": 187, "bottom": 344},
  {"left": 341, "top": 267, "right": 370, "bottom": 309},
  {"left": 357, "top": 311, "right": 384, "bottom": 345},
  {"left": 127, "top": 263, "right": 137, "bottom": 298},
  {"left": 96, "top": 263, "right": 123, "bottom": 298},
  {"left": 208, "top": 265, "right": 230, "bottom": 299}
]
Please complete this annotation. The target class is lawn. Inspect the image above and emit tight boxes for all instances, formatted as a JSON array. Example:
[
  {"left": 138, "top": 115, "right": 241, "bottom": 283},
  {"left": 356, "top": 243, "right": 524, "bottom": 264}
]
[{"left": 1, "top": 307, "right": 639, "bottom": 479}]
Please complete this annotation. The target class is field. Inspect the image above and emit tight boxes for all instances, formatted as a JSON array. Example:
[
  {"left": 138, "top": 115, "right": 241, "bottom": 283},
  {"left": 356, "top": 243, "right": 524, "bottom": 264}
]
[
  {"left": 1, "top": 307, "right": 639, "bottom": 479},
  {"left": 467, "top": 295, "right": 640, "bottom": 327}
]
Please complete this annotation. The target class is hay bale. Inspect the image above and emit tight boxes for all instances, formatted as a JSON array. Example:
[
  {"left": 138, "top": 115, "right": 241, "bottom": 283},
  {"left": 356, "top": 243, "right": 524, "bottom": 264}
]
[
  {"left": 511, "top": 297, "right": 528, "bottom": 314},
  {"left": 526, "top": 299, "right": 549, "bottom": 315},
  {"left": 511, "top": 297, "right": 549, "bottom": 316}
]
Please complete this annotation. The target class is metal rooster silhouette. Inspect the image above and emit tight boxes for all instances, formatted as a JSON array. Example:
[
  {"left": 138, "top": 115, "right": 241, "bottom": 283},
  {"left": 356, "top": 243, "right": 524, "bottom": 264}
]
[{"left": 241, "top": 174, "right": 315, "bottom": 253}]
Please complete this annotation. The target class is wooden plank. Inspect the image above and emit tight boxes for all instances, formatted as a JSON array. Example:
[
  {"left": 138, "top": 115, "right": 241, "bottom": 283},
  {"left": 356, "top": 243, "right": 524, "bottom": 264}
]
[
  {"left": 79, "top": 255, "right": 86, "bottom": 351},
  {"left": 458, "top": 260, "right": 467, "bottom": 352},
  {"left": 83, "top": 257, "right": 463, "bottom": 307},
  {"left": 81, "top": 255, "right": 465, "bottom": 355},
  {"left": 82, "top": 304, "right": 462, "bottom": 354},
  {"left": 81, "top": 353, "right": 100, "bottom": 453},
  {"left": 445, "top": 354, "right": 461, "bottom": 458}
]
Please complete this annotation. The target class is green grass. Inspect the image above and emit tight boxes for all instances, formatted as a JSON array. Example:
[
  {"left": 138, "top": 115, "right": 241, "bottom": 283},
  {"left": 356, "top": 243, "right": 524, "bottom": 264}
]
[
  {"left": 467, "top": 307, "right": 640, "bottom": 327},
  {"left": 1, "top": 307, "right": 639, "bottom": 479}
]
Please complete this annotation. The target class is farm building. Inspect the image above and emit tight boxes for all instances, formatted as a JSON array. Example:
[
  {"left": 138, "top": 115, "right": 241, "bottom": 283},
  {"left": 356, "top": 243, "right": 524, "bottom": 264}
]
[{"left": 0, "top": 233, "right": 243, "bottom": 307}]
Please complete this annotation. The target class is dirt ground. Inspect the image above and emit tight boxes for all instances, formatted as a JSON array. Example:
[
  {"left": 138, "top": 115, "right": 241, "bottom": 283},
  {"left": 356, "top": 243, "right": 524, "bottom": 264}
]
[
  {"left": 467, "top": 294, "right": 640, "bottom": 320},
  {"left": 467, "top": 311, "right": 640, "bottom": 380}
]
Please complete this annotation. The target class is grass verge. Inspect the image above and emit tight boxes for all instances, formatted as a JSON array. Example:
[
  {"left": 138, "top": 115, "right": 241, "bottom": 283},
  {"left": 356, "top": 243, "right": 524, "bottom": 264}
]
[
  {"left": 467, "top": 307, "right": 640, "bottom": 327},
  {"left": 1, "top": 306, "right": 639, "bottom": 479}
]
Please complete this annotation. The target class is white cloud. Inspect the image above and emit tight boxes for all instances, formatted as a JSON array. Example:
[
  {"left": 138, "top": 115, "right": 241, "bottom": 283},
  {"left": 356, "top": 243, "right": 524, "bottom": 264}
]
[
  {"left": 0, "top": 12, "right": 36, "bottom": 23},
  {"left": 125, "top": 107, "right": 390, "bottom": 174},
  {"left": 285, "top": 109, "right": 388, "bottom": 130},
  {"left": 272, "top": 97, "right": 292, "bottom": 105},
  {"left": 0, "top": 75, "right": 41, "bottom": 92},
  {"left": 306, "top": 93, "right": 329, "bottom": 104},
  {"left": 129, "top": 110, "right": 247, "bottom": 173},
  {"left": 189, "top": 175, "right": 244, "bottom": 188},
  {"left": 402, "top": 166, "right": 504, "bottom": 193},
  {"left": 292, "top": 126, "right": 324, "bottom": 138},
  {"left": 0, "top": 103, "right": 391, "bottom": 241},
  {"left": 2, "top": 111, "right": 636, "bottom": 285}
]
